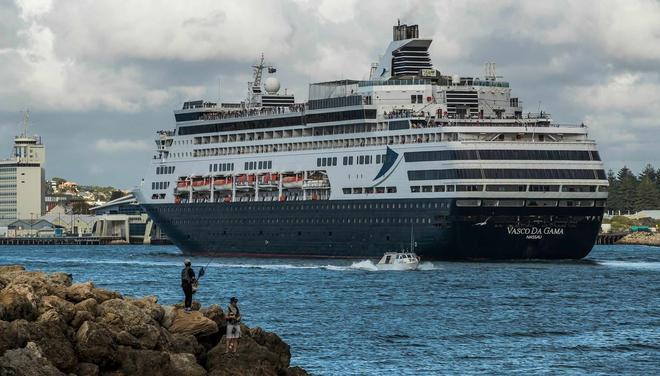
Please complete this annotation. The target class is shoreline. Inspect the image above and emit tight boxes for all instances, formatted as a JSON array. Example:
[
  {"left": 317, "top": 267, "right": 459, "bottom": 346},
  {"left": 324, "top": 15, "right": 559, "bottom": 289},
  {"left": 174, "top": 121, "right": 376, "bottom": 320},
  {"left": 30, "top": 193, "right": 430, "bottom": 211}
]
[
  {"left": 615, "top": 233, "right": 660, "bottom": 247},
  {"left": 0, "top": 265, "right": 308, "bottom": 375}
]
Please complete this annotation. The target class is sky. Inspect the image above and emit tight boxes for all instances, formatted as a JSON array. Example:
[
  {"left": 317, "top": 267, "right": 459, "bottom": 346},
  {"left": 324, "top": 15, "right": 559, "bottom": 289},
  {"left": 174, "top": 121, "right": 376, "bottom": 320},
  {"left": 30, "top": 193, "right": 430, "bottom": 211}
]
[{"left": 1, "top": 0, "right": 659, "bottom": 188}]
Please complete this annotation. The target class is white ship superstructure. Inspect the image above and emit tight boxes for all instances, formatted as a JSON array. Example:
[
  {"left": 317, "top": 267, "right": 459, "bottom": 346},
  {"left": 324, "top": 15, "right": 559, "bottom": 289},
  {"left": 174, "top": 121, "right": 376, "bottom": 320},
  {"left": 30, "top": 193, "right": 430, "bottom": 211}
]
[{"left": 137, "top": 22, "right": 607, "bottom": 259}]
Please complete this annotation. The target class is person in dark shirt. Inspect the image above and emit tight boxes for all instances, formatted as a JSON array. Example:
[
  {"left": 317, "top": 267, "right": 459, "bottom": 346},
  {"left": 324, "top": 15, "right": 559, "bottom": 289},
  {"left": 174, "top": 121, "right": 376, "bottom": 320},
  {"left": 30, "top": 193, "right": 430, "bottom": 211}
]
[{"left": 180, "top": 259, "right": 196, "bottom": 312}]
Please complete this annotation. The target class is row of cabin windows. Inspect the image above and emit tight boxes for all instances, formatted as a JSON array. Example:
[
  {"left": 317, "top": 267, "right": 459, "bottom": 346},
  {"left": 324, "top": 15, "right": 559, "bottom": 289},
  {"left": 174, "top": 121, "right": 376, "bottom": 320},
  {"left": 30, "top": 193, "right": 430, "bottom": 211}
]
[
  {"left": 185, "top": 132, "right": 448, "bottom": 159},
  {"left": 163, "top": 200, "right": 449, "bottom": 213},
  {"left": 452, "top": 199, "right": 605, "bottom": 208},
  {"left": 245, "top": 161, "right": 272, "bottom": 170},
  {"left": 151, "top": 193, "right": 166, "bottom": 200},
  {"left": 404, "top": 149, "right": 601, "bottom": 162},
  {"left": 171, "top": 216, "right": 436, "bottom": 226},
  {"left": 210, "top": 162, "right": 235, "bottom": 173},
  {"left": 178, "top": 109, "right": 378, "bottom": 135},
  {"left": 408, "top": 169, "right": 607, "bottom": 181},
  {"left": 342, "top": 154, "right": 387, "bottom": 166},
  {"left": 152, "top": 181, "right": 170, "bottom": 190},
  {"left": 411, "top": 184, "right": 607, "bottom": 193},
  {"left": 342, "top": 186, "right": 398, "bottom": 194},
  {"left": 156, "top": 166, "right": 175, "bottom": 175},
  {"left": 317, "top": 157, "right": 337, "bottom": 167}
]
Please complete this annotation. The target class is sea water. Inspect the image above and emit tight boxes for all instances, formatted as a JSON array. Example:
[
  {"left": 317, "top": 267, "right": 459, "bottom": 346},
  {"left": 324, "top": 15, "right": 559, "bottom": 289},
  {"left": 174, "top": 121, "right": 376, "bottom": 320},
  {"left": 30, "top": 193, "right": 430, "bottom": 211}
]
[{"left": 1, "top": 245, "right": 658, "bottom": 375}]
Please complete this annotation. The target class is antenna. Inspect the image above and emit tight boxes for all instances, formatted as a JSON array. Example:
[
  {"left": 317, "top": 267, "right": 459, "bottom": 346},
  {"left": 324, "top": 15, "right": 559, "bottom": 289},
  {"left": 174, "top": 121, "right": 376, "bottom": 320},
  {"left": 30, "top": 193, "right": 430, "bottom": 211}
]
[
  {"left": 22, "top": 109, "right": 30, "bottom": 137},
  {"left": 217, "top": 78, "right": 221, "bottom": 105},
  {"left": 484, "top": 62, "right": 502, "bottom": 81}
]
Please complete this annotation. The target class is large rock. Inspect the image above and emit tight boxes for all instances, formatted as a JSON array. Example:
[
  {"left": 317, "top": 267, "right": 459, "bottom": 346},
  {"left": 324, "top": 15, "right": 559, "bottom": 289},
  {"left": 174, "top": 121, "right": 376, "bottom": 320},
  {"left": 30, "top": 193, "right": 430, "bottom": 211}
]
[
  {"left": 29, "top": 320, "right": 78, "bottom": 372},
  {"left": 169, "top": 352, "right": 208, "bottom": 376},
  {"left": 129, "top": 296, "right": 165, "bottom": 324},
  {"left": 38, "top": 295, "right": 76, "bottom": 323},
  {"left": 114, "top": 347, "right": 207, "bottom": 376},
  {"left": 169, "top": 309, "right": 219, "bottom": 337},
  {"left": 206, "top": 335, "right": 289, "bottom": 376},
  {"left": 0, "top": 284, "right": 39, "bottom": 321},
  {"left": 248, "top": 327, "right": 292, "bottom": 368},
  {"left": 170, "top": 332, "right": 206, "bottom": 357},
  {"left": 0, "top": 342, "right": 64, "bottom": 376},
  {"left": 74, "top": 297, "right": 98, "bottom": 314},
  {"left": 0, "top": 318, "right": 76, "bottom": 372},
  {"left": 65, "top": 282, "right": 122, "bottom": 303},
  {"left": 75, "top": 320, "right": 117, "bottom": 367},
  {"left": 98, "top": 298, "right": 158, "bottom": 328}
]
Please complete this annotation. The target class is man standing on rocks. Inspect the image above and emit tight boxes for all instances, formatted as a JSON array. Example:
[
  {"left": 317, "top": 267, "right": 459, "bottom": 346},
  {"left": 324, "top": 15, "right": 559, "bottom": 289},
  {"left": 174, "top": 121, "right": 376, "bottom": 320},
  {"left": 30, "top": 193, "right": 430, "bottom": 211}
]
[
  {"left": 226, "top": 297, "right": 241, "bottom": 354},
  {"left": 181, "top": 259, "right": 196, "bottom": 312}
]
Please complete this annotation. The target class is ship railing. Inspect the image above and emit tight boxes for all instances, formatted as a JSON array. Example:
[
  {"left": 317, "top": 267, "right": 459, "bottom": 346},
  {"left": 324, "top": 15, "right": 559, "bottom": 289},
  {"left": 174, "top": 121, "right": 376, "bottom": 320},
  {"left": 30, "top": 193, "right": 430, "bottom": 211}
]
[{"left": 197, "top": 104, "right": 306, "bottom": 122}]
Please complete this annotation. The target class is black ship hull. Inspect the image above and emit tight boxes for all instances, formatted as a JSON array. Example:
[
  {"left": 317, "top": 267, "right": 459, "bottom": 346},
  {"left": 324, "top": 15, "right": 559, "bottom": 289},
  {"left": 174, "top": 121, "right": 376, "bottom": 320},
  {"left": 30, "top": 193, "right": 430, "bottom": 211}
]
[{"left": 142, "top": 199, "right": 604, "bottom": 260}]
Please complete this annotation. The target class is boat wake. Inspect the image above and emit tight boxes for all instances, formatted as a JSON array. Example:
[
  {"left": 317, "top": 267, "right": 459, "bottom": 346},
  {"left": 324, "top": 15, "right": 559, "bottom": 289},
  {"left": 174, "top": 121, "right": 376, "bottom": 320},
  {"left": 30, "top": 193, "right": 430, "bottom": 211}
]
[
  {"left": 9, "top": 257, "right": 439, "bottom": 272},
  {"left": 597, "top": 260, "right": 660, "bottom": 271}
]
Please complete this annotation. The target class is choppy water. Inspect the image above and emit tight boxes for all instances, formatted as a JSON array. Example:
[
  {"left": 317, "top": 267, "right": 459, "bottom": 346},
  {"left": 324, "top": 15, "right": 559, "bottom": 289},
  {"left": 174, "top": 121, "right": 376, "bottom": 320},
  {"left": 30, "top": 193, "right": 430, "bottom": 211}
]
[{"left": 1, "top": 245, "right": 659, "bottom": 375}]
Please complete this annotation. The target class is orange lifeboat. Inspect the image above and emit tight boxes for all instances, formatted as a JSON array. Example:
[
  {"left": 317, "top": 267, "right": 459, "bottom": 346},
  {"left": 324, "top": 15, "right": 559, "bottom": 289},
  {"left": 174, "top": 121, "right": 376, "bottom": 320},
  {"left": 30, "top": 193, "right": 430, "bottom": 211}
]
[{"left": 282, "top": 175, "right": 304, "bottom": 189}]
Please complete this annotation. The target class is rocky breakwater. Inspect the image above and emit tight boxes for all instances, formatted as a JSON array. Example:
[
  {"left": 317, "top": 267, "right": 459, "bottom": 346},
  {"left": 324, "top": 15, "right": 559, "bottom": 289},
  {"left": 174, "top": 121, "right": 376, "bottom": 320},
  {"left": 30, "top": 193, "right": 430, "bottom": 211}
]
[{"left": 0, "top": 265, "right": 308, "bottom": 376}]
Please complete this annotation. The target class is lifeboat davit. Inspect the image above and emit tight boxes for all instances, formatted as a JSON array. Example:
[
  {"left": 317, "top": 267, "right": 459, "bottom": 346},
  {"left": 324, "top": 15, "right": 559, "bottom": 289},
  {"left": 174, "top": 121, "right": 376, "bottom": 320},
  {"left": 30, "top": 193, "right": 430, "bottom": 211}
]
[{"left": 235, "top": 174, "right": 255, "bottom": 189}]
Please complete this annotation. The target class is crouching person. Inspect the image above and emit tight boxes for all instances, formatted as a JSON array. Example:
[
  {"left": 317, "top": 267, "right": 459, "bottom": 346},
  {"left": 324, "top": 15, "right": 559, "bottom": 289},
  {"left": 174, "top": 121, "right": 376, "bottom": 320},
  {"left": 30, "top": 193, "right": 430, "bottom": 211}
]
[{"left": 225, "top": 296, "right": 241, "bottom": 354}]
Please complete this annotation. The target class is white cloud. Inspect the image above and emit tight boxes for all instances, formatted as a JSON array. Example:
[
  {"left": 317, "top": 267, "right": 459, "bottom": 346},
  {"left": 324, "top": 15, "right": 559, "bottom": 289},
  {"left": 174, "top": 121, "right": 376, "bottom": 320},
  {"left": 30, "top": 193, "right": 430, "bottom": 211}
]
[{"left": 95, "top": 139, "right": 151, "bottom": 152}]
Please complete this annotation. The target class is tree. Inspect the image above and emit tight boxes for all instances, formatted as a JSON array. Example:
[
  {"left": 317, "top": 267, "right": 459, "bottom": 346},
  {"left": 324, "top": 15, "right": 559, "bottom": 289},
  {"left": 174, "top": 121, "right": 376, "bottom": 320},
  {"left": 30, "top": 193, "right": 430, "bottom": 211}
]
[
  {"left": 110, "top": 190, "right": 126, "bottom": 201},
  {"left": 606, "top": 169, "right": 621, "bottom": 212},
  {"left": 617, "top": 166, "right": 638, "bottom": 213},
  {"left": 71, "top": 200, "right": 90, "bottom": 215},
  {"left": 639, "top": 164, "right": 657, "bottom": 184},
  {"left": 634, "top": 176, "right": 660, "bottom": 211}
]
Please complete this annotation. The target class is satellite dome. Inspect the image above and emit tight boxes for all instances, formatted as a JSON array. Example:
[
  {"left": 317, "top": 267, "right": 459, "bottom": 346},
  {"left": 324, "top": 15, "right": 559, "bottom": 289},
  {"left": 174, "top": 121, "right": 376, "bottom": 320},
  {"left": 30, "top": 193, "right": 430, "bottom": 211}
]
[{"left": 264, "top": 77, "right": 280, "bottom": 94}]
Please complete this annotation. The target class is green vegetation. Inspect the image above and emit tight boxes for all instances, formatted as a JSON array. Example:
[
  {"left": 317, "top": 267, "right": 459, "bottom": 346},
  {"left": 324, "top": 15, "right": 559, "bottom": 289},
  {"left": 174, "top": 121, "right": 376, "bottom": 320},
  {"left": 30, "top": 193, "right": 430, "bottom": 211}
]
[
  {"left": 607, "top": 164, "right": 660, "bottom": 213},
  {"left": 602, "top": 216, "right": 660, "bottom": 232}
]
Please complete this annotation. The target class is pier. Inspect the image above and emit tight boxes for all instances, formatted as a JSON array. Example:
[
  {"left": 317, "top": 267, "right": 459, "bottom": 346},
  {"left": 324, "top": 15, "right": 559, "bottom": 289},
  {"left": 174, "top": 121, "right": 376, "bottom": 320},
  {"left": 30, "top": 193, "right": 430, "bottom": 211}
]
[
  {"left": 0, "top": 236, "right": 124, "bottom": 246},
  {"left": 595, "top": 232, "right": 627, "bottom": 245}
]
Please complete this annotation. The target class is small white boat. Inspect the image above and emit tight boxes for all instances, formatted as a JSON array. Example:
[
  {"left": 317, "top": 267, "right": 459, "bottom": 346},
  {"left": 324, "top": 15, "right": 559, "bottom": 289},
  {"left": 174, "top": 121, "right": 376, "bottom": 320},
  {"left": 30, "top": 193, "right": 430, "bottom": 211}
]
[
  {"left": 377, "top": 225, "right": 420, "bottom": 270},
  {"left": 376, "top": 251, "right": 420, "bottom": 270}
]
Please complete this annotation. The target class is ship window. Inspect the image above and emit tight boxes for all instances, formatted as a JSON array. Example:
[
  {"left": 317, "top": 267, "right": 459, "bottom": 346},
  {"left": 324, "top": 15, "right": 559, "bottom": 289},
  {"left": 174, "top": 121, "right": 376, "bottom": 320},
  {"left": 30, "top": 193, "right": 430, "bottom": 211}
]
[
  {"left": 486, "top": 184, "right": 527, "bottom": 192},
  {"left": 456, "top": 199, "right": 481, "bottom": 207},
  {"left": 456, "top": 185, "right": 483, "bottom": 192},
  {"left": 353, "top": 188, "right": 363, "bottom": 194},
  {"left": 376, "top": 187, "right": 385, "bottom": 194},
  {"left": 422, "top": 185, "right": 432, "bottom": 192},
  {"left": 317, "top": 158, "right": 321, "bottom": 167},
  {"left": 365, "top": 187, "right": 374, "bottom": 194},
  {"left": 446, "top": 185, "right": 455, "bottom": 192},
  {"left": 434, "top": 185, "right": 445, "bottom": 192},
  {"left": 376, "top": 155, "right": 381, "bottom": 164},
  {"left": 410, "top": 186, "right": 420, "bottom": 193},
  {"left": 527, "top": 200, "right": 557, "bottom": 207},
  {"left": 530, "top": 185, "right": 560, "bottom": 192},
  {"left": 561, "top": 185, "right": 597, "bottom": 193},
  {"left": 258, "top": 161, "right": 263, "bottom": 169},
  {"left": 333, "top": 157, "right": 337, "bottom": 166},
  {"left": 349, "top": 156, "right": 354, "bottom": 165},
  {"left": 387, "top": 187, "right": 397, "bottom": 193},
  {"left": 343, "top": 156, "right": 348, "bottom": 165}
]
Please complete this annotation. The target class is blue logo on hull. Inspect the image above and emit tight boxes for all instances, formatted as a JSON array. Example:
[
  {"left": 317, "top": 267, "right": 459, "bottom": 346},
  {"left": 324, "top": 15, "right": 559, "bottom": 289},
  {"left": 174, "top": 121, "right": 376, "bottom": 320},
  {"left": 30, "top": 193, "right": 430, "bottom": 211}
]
[{"left": 373, "top": 147, "right": 399, "bottom": 181}]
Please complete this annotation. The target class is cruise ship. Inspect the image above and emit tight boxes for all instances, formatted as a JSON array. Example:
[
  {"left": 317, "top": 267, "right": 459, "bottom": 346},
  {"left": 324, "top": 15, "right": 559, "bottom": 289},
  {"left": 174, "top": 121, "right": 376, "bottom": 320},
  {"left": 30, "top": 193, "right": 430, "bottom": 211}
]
[{"left": 136, "top": 22, "right": 608, "bottom": 260}]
